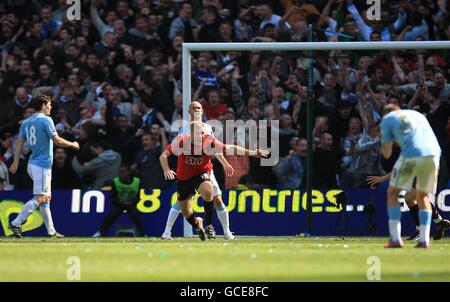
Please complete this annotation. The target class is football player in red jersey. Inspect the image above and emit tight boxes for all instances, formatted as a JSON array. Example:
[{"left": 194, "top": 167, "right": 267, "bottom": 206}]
[
  {"left": 161, "top": 101, "right": 236, "bottom": 240},
  {"left": 159, "top": 121, "right": 269, "bottom": 240}
]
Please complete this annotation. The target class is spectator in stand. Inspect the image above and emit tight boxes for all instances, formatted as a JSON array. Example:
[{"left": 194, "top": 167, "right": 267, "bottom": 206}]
[
  {"left": 346, "top": 0, "right": 406, "bottom": 41},
  {"left": 72, "top": 140, "right": 122, "bottom": 190},
  {"left": 202, "top": 88, "right": 228, "bottom": 120},
  {"left": 280, "top": 0, "right": 319, "bottom": 27},
  {"left": 131, "top": 131, "right": 168, "bottom": 190},
  {"left": 272, "top": 136, "right": 304, "bottom": 190},
  {"left": 55, "top": 83, "right": 81, "bottom": 127},
  {"left": 52, "top": 147, "right": 81, "bottom": 189},
  {"left": 168, "top": 2, "right": 197, "bottom": 42},
  {"left": 256, "top": 2, "right": 290, "bottom": 31},
  {"left": 194, "top": 55, "right": 218, "bottom": 87},
  {"left": 314, "top": 73, "right": 343, "bottom": 115},
  {"left": 198, "top": 5, "right": 222, "bottom": 42},
  {"left": 40, "top": 5, "right": 62, "bottom": 38},
  {"left": 313, "top": 132, "right": 339, "bottom": 189}
]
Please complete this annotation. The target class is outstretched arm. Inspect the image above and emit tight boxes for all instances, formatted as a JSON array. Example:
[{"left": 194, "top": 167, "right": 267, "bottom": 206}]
[
  {"left": 51, "top": 135, "right": 80, "bottom": 150},
  {"left": 224, "top": 145, "right": 269, "bottom": 158}
]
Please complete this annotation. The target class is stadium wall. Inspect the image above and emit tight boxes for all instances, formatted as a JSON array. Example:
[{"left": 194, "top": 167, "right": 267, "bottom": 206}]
[{"left": 1, "top": 183, "right": 450, "bottom": 237}]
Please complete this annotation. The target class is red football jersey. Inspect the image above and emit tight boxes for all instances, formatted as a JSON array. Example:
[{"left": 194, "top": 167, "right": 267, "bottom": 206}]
[{"left": 166, "top": 134, "right": 226, "bottom": 181}]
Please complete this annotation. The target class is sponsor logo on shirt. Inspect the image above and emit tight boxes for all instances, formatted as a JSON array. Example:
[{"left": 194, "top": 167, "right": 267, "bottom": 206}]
[{"left": 185, "top": 156, "right": 204, "bottom": 166}]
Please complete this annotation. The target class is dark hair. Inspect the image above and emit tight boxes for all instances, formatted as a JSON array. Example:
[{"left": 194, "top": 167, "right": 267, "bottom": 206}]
[
  {"left": 410, "top": 11, "right": 423, "bottom": 27},
  {"left": 207, "top": 87, "right": 219, "bottom": 96},
  {"left": 95, "top": 140, "right": 112, "bottom": 150},
  {"left": 31, "top": 94, "right": 51, "bottom": 111},
  {"left": 117, "top": 114, "right": 129, "bottom": 120},
  {"left": 263, "top": 23, "right": 276, "bottom": 31},
  {"left": 135, "top": 14, "right": 148, "bottom": 22},
  {"left": 120, "top": 163, "right": 131, "bottom": 170},
  {"left": 203, "top": 5, "right": 218, "bottom": 15}
]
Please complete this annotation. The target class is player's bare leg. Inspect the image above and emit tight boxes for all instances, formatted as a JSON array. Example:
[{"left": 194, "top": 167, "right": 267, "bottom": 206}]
[
  {"left": 178, "top": 196, "right": 206, "bottom": 241},
  {"left": 385, "top": 187, "right": 404, "bottom": 248},
  {"left": 198, "top": 181, "right": 214, "bottom": 239}
]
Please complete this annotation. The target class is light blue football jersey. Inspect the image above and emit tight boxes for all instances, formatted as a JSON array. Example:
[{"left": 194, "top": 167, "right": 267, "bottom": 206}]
[
  {"left": 381, "top": 109, "right": 441, "bottom": 158},
  {"left": 19, "top": 113, "right": 57, "bottom": 168}
]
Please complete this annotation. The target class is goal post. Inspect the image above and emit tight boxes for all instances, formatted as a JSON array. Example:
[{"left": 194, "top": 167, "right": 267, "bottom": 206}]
[{"left": 181, "top": 40, "right": 450, "bottom": 236}]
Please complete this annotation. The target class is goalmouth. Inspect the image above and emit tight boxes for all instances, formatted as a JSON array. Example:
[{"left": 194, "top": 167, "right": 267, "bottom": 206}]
[{"left": 181, "top": 40, "right": 450, "bottom": 237}]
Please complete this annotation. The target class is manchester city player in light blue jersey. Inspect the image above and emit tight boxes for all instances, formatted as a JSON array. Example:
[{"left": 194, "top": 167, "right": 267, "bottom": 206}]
[
  {"left": 8, "top": 95, "right": 79, "bottom": 238},
  {"left": 381, "top": 104, "right": 442, "bottom": 248}
]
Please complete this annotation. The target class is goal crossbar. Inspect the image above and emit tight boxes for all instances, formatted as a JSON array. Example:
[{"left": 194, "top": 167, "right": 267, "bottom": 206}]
[{"left": 182, "top": 41, "right": 450, "bottom": 120}]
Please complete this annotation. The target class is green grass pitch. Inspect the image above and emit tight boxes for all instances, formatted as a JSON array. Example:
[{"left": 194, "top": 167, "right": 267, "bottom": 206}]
[{"left": 1, "top": 237, "right": 449, "bottom": 281}]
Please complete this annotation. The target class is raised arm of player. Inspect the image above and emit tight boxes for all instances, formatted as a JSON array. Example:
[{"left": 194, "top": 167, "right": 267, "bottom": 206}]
[
  {"left": 51, "top": 135, "right": 80, "bottom": 150},
  {"left": 159, "top": 149, "right": 177, "bottom": 180},
  {"left": 8, "top": 136, "right": 25, "bottom": 174}
]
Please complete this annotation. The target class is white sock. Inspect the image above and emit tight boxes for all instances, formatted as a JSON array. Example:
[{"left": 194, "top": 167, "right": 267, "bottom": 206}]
[
  {"left": 387, "top": 206, "right": 402, "bottom": 242},
  {"left": 163, "top": 207, "right": 181, "bottom": 234},
  {"left": 215, "top": 204, "right": 231, "bottom": 234},
  {"left": 12, "top": 198, "right": 39, "bottom": 227},
  {"left": 389, "top": 220, "right": 401, "bottom": 242},
  {"left": 40, "top": 203, "right": 56, "bottom": 235}
]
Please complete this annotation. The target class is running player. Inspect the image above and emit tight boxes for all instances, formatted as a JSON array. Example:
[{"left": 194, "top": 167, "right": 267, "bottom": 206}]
[
  {"left": 380, "top": 104, "right": 441, "bottom": 248},
  {"left": 159, "top": 121, "right": 268, "bottom": 241},
  {"left": 8, "top": 95, "right": 79, "bottom": 238},
  {"left": 161, "top": 101, "right": 235, "bottom": 240}
]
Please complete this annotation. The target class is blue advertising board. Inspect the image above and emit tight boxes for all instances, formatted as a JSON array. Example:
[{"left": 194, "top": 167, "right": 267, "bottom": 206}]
[{"left": 1, "top": 182, "right": 450, "bottom": 237}]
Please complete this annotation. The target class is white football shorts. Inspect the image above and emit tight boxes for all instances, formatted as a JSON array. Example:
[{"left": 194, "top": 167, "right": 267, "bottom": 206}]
[
  {"left": 27, "top": 163, "right": 52, "bottom": 197},
  {"left": 390, "top": 156, "right": 439, "bottom": 194}
]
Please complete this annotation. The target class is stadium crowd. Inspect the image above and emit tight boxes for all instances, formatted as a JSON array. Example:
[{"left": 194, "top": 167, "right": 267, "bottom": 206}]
[{"left": 0, "top": 0, "right": 450, "bottom": 192}]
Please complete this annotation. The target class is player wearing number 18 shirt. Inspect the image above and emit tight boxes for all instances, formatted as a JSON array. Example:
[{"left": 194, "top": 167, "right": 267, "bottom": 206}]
[{"left": 8, "top": 95, "right": 79, "bottom": 238}]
